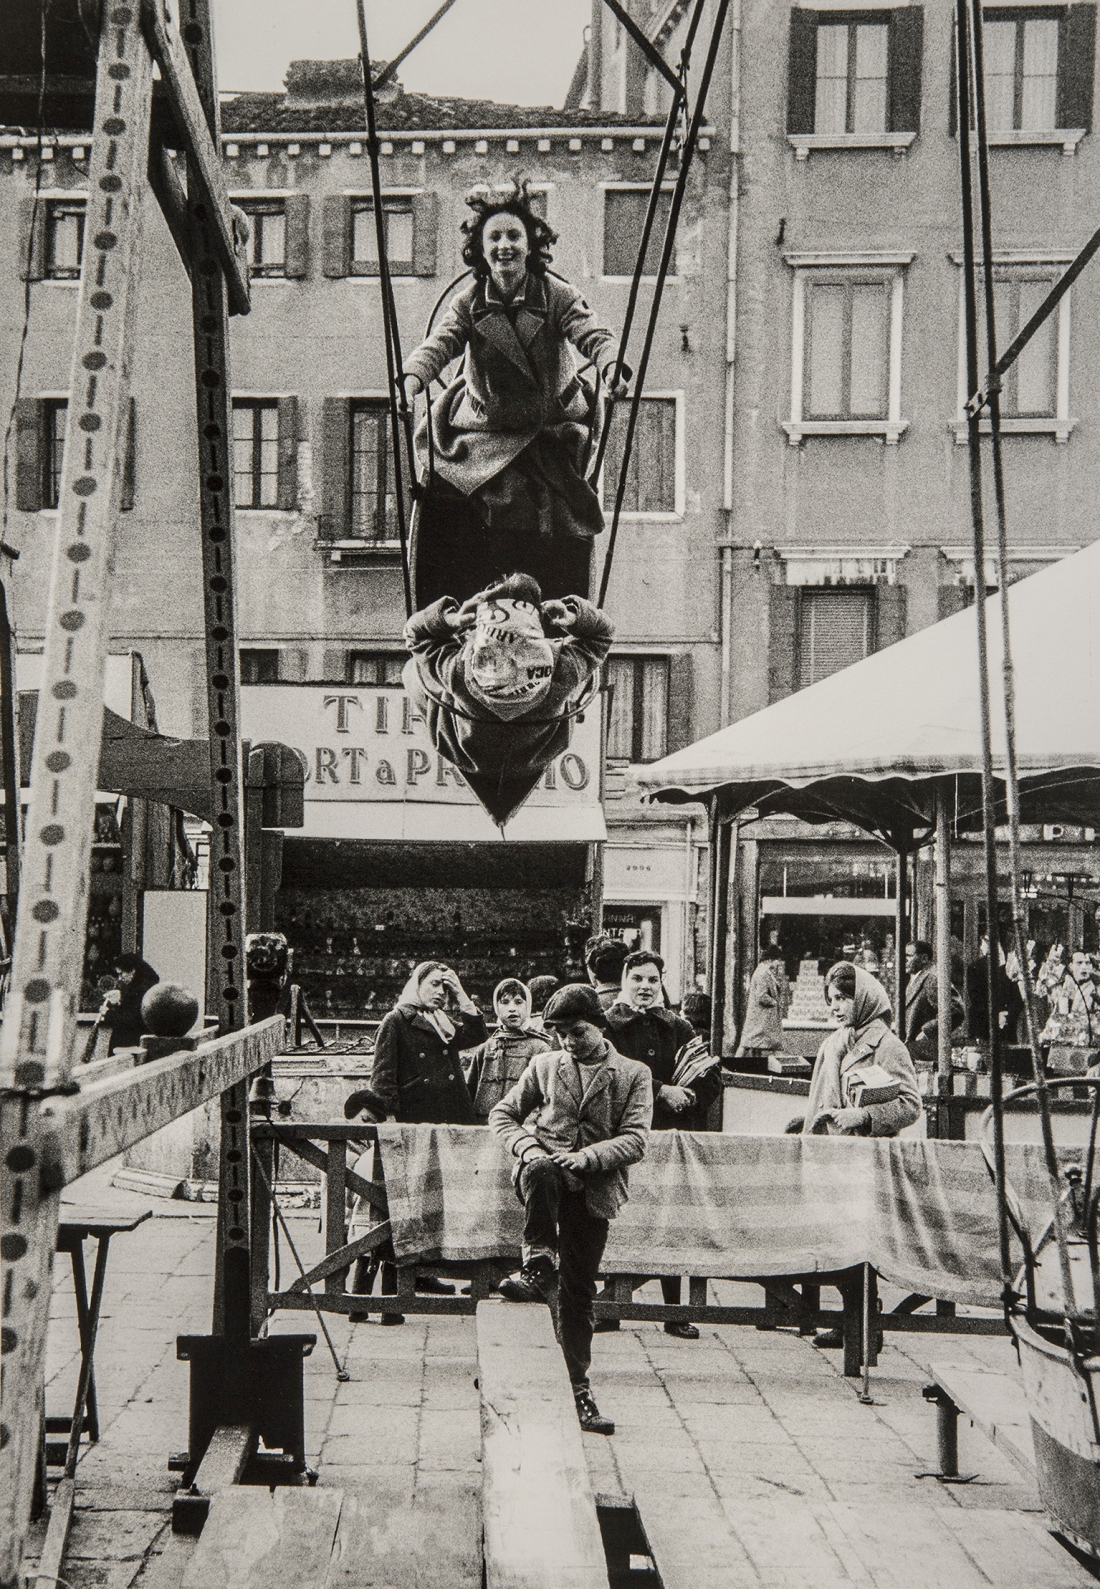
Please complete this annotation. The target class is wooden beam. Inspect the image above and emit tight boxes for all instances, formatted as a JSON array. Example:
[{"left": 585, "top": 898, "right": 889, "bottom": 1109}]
[
  {"left": 171, "top": 1421, "right": 255, "bottom": 1536},
  {"left": 477, "top": 1299, "right": 609, "bottom": 1589},
  {"left": 140, "top": 0, "right": 250, "bottom": 315},
  {"left": 0, "top": 9, "right": 155, "bottom": 1582},
  {"left": 37, "top": 1017, "right": 284, "bottom": 1189}
]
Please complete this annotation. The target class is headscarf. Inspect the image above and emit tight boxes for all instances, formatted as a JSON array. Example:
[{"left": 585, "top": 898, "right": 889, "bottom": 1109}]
[
  {"left": 493, "top": 977, "right": 532, "bottom": 1026},
  {"left": 398, "top": 960, "right": 457, "bottom": 1041},
  {"left": 464, "top": 597, "right": 558, "bottom": 720},
  {"left": 804, "top": 966, "right": 893, "bottom": 1131}
]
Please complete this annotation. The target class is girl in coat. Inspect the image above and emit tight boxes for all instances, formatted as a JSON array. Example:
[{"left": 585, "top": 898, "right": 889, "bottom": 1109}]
[
  {"left": 464, "top": 977, "right": 552, "bottom": 1123},
  {"left": 370, "top": 961, "right": 486, "bottom": 1125},
  {"left": 100, "top": 954, "right": 160, "bottom": 1055},
  {"left": 795, "top": 963, "right": 920, "bottom": 1138},
  {"left": 403, "top": 180, "right": 630, "bottom": 606}
]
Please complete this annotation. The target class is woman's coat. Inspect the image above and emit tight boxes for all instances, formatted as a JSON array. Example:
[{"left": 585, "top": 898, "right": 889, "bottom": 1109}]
[
  {"left": 370, "top": 1002, "right": 487, "bottom": 1124},
  {"left": 804, "top": 969, "right": 921, "bottom": 1137}
]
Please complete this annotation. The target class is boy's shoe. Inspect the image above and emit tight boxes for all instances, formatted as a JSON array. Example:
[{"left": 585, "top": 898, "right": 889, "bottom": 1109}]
[
  {"left": 663, "top": 1320, "right": 700, "bottom": 1340},
  {"left": 812, "top": 1327, "right": 843, "bottom": 1348},
  {"left": 574, "top": 1389, "right": 614, "bottom": 1436},
  {"left": 415, "top": 1275, "right": 456, "bottom": 1295},
  {"left": 592, "top": 1317, "right": 621, "bottom": 1333},
  {"left": 498, "top": 1260, "right": 556, "bottom": 1304},
  {"left": 379, "top": 1312, "right": 405, "bottom": 1326}
]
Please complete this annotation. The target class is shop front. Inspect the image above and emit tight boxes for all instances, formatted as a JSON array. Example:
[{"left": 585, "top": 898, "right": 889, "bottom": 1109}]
[{"left": 241, "top": 684, "right": 606, "bottom": 1018}]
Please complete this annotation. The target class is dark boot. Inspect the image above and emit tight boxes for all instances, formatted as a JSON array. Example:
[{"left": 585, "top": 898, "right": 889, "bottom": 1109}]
[
  {"left": 574, "top": 1388, "right": 614, "bottom": 1435},
  {"left": 499, "top": 1258, "right": 556, "bottom": 1304}
]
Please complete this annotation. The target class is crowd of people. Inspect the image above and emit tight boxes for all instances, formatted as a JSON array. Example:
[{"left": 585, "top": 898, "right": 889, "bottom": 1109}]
[{"left": 346, "top": 928, "right": 931, "bottom": 1435}]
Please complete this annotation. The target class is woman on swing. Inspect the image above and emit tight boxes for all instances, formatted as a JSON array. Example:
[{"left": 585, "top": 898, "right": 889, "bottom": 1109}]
[{"left": 403, "top": 180, "right": 630, "bottom": 605}]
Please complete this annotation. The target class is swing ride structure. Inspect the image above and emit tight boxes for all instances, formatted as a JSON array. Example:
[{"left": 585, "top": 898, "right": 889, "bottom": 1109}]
[{"left": 0, "top": 1, "right": 728, "bottom": 1583}]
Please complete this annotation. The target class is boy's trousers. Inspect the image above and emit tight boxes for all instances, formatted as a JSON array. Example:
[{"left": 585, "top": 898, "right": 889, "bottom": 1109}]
[{"left": 517, "top": 1157, "right": 610, "bottom": 1391}]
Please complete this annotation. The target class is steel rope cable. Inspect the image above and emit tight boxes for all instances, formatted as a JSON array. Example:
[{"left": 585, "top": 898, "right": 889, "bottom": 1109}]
[
  {"left": 954, "top": 0, "right": 1015, "bottom": 1308},
  {"left": 964, "top": 0, "right": 1076, "bottom": 1318},
  {"left": 598, "top": 0, "right": 731, "bottom": 608},
  {"left": 355, "top": 0, "right": 416, "bottom": 617}
]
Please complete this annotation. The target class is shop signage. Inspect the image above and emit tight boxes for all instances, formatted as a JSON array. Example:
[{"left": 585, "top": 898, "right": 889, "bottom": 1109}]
[{"left": 241, "top": 684, "right": 602, "bottom": 810}]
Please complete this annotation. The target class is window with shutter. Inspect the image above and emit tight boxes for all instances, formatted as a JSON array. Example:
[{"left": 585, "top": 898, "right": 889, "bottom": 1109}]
[
  {"left": 43, "top": 399, "right": 68, "bottom": 510},
  {"left": 600, "top": 396, "right": 678, "bottom": 514},
  {"left": 798, "top": 588, "right": 873, "bottom": 687},
  {"left": 240, "top": 650, "right": 280, "bottom": 684},
  {"left": 232, "top": 399, "right": 280, "bottom": 509},
  {"left": 606, "top": 656, "right": 669, "bottom": 763},
  {"left": 602, "top": 186, "right": 674, "bottom": 276},
  {"left": 788, "top": 7, "right": 923, "bottom": 154},
  {"left": 349, "top": 197, "right": 426, "bottom": 275},
  {"left": 14, "top": 399, "right": 44, "bottom": 511},
  {"left": 234, "top": 198, "right": 287, "bottom": 276},
  {"left": 349, "top": 401, "right": 412, "bottom": 541},
  {"left": 953, "top": 4, "right": 1095, "bottom": 146}
]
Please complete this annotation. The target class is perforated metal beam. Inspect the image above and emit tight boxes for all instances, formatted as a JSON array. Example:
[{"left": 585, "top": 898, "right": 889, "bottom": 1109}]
[{"left": 0, "top": 8, "right": 153, "bottom": 1581}]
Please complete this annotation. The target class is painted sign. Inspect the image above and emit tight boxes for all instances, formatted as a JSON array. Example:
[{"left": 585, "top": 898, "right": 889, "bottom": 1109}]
[{"left": 240, "top": 684, "right": 602, "bottom": 811}]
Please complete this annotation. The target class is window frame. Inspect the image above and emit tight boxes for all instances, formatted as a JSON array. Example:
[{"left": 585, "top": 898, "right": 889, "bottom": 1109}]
[
  {"left": 600, "top": 181, "right": 679, "bottom": 281},
  {"left": 231, "top": 397, "right": 281, "bottom": 510},
  {"left": 239, "top": 649, "right": 281, "bottom": 684},
  {"left": 44, "top": 197, "right": 86, "bottom": 280},
  {"left": 950, "top": 1, "right": 1093, "bottom": 152},
  {"left": 605, "top": 653, "right": 671, "bottom": 765},
  {"left": 42, "top": 397, "right": 69, "bottom": 510},
  {"left": 950, "top": 251, "right": 1075, "bottom": 442},
  {"left": 347, "top": 396, "right": 410, "bottom": 544},
  {"left": 813, "top": 15, "right": 892, "bottom": 135},
  {"left": 599, "top": 390, "right": 685, "bottom": 519},
  {"left": 783, "top": 252, "right": 912, "bottom": 444},
  {"left": 347, "top": 192, "right": 417, "bottom": 276},
  {"left": 347, "top": 651, "right": 408, "bottom": 686},
  {"left": 232, "top": 196, "right": 288, "bottom": 278}
]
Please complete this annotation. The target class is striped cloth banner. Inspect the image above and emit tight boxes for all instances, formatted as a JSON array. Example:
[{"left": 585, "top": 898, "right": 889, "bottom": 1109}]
[{"left": 377, "top": 1126, "right": 1076, "bottom": 1307}]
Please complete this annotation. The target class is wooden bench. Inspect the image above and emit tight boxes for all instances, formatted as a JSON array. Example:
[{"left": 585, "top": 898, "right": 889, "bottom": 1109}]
[
  {"left": 923, "top": 1359, "right": 1036, "bottom": 1482},
  {"left": 476, "top": 1298, "right": 609, "bottom": 1589}
]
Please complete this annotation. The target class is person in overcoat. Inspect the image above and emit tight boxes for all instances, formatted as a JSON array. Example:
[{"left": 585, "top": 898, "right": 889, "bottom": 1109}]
[
  {"left": 403, "top": 180, "right": 629, "bottom": 605},
  {"left": 100, "top": 953, "right": 160, "bottom": 1055},
  {"left": 602, "top": 949, "right": 723, "bottom": 1337},
  {"left": 370, "top": 961, "right": 486, "bottom": 1125},
  {"left": 464, "top": 977, "right": 552, "bottom": 1122},
  {"left": 736, "top": 941, "right": 789, "bottom": 1057}
]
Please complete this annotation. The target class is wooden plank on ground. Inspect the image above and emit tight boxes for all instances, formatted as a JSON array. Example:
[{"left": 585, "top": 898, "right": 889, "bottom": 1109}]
[
  {"left": 34, "top": 1476, "right": 76, "bottom": 1589},
  {"left": 938, "top": 1505, "right": 1099, "bottom": 1588},
  {"left": 476, "top": 1298, "right": 608, "bottom": 1589},
  {"left": 930, "top": 1361, "right": 1036, "bottom": 1480},
  {"left": 614, "top": 1465, "right": 758, "bottom": 1588},
  {"left": 180, "top": 1487, "right": 343, "bottom": 1589},
  {"left": 325, "top": 1474, "right": 481, "bottom": 1588}
]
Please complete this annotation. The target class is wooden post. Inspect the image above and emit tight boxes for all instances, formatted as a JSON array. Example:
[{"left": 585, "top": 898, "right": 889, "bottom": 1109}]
[
  {"left": 708, "top": 805, "right": 731, "bottom": 1056},
  {"left": 176, "top": 0, "right": 253, "bottom": 1343},
  {"left": 935, "top": 783, "right": 954, "bottom": 1089},
  {"left": 894, "top": 845, "right": 909, "bottom": 1038},
  {"left": 0, "top": 584, "right": 20, "bottom": 933},
  {"left": 0, "top": 10, "right": 154, "bottom": 1579}
]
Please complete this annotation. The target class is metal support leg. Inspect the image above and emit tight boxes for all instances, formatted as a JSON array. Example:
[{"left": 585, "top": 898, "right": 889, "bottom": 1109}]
[{"left": 842, "top": 1274, "right": 863, "bottom": 1378}]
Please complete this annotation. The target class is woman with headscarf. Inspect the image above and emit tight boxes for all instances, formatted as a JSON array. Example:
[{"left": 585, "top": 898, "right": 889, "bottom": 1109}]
[
  {"left": 789, "top": 963, "right": 921, "bottom": 1352},
  {"left": 791, "top": 963, "right": 920, "bottom": 1138},
  {"left": 464, "top": 977, "right": 552, "bottom": 1123},
  {"left": 99, "top": 953, "right": 160, "bottom": 1056},
  {"left": 369, "top": 961, "right": 486, "bottom": 1125}
]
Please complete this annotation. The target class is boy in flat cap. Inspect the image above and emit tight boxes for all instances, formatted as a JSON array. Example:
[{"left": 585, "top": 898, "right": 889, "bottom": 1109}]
[{"left": 489, "top": 983, "right": 652, "bottom": 1435}]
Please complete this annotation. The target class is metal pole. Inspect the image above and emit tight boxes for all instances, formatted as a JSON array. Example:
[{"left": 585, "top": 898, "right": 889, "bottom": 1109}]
[
  {"left": 935, "top": 783, "right": 953, "bottom": 1090},
  {"left": 894, "top": 847, "right": 908, "bottom": 1038}
]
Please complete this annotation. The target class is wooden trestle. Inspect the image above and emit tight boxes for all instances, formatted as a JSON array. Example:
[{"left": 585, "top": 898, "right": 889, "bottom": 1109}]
[{"left": 0, "top": 3, "right": 265, "bottom": 1582}]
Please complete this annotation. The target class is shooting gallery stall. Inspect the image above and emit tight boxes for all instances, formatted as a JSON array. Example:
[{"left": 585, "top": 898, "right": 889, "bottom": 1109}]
[{"left": 241, "top": 682, "right": 607, "bottom": 1015}]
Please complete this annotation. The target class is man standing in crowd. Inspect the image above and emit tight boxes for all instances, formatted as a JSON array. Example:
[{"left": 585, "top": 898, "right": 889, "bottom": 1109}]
[
  {"left": 904, "top": 939, "right": 963, "bottom": 1055},
  {"left": 585, "top": 934, "right": 630, "bottom": 1010},
  {"left": 490, "top": 984, "right": 652, "bottom": 1436},
  {"left": 736, "top": 940, "right": 788, "bottom": 1059},
  {"left": 602, "top": 949, "right": 722, "bottom": 1338}
]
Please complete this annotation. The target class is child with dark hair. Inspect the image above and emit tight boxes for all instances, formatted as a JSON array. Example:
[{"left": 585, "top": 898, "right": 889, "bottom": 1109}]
[
  {"left": 464, "top": 977, "right": 552, "bottom": 1123},
  {"left": 527, "top": 975, "right": 560, "bottom": 1032},
  {"left": 403, "top": 571, "right": 613, "bottom": 825},
  {"left": 403, "top": 180, "right": 630, "bottom": 605}
]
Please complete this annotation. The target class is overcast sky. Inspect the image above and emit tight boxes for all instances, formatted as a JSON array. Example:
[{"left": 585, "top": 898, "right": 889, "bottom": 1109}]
[{"left": 211, "top": 0, "right": 592, "bottom": 105}]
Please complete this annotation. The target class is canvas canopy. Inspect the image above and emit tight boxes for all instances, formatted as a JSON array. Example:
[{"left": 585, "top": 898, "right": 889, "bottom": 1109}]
[{"left": 636, "top": 539, "right": 1100, "bottom": 843}]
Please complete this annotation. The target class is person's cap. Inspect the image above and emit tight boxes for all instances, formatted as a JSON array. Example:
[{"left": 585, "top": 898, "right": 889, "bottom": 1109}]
[{"left": 542, "top": 983, "right": 608, "bottom": 1029}]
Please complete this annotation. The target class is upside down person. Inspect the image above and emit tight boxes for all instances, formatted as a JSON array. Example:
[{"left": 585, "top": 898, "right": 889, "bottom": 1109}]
[
  {"left": 402, "top": 571, "right": 613, "bottom": 827},
  {"left": 403, "top": 179, "right": 630, "bottom": 606}
]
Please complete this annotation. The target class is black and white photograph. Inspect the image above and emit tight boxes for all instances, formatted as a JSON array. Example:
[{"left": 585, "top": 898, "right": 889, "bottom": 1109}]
[{"left": 3, "top": 0, "right": 1100, "bottom": 1583}]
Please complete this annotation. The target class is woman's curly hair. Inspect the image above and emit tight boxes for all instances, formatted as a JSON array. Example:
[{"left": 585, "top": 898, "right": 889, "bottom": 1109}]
[{"left": 461, "top": 178, "right": 557, "bottom": 279}]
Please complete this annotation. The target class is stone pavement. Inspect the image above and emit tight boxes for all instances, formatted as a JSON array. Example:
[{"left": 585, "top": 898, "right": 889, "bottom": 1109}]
[{"left": 27, "top": 1169, "right": 1056, "bottom": 1588}]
